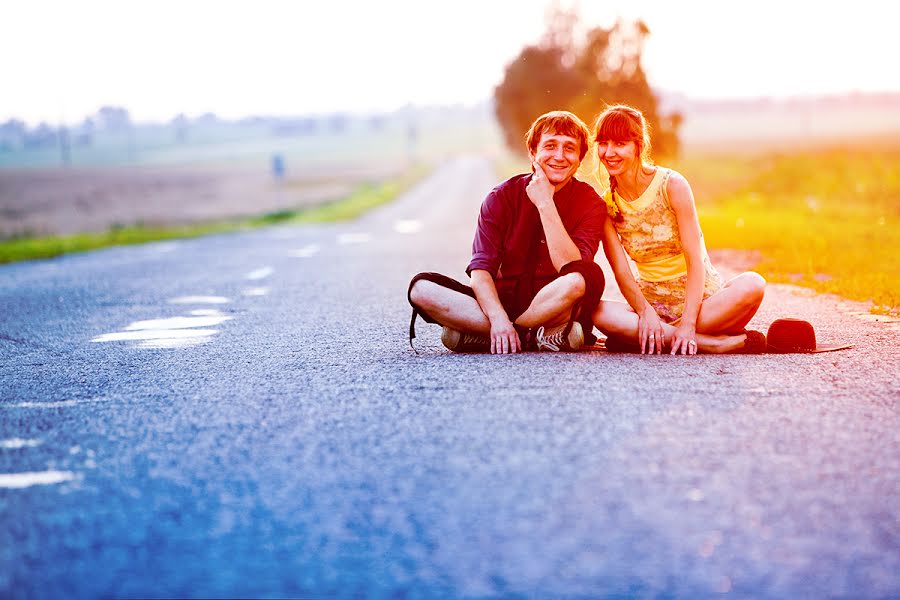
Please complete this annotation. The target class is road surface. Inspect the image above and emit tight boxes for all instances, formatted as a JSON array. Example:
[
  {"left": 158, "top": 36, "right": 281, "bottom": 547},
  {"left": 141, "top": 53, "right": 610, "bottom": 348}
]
[{"left": 1, "top": 156, "right": 898, "bottom": 599}]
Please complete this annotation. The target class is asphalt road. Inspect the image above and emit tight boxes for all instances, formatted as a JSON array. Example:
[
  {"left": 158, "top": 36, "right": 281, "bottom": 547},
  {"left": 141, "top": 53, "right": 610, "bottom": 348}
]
[{"left": 1, "top": 156, "right": 898, "bottom": 599}]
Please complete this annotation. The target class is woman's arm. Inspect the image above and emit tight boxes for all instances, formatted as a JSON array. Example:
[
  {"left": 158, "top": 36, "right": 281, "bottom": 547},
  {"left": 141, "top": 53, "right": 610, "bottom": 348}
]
[
  {"left": 667, "top": 172, "right": 705, "bottom": 355},
  {"left": 601, "top": 218, "right": 665, "bottom": 354}
]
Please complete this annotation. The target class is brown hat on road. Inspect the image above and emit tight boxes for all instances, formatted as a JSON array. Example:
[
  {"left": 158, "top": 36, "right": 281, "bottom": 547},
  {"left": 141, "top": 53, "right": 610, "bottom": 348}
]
[{"left": 766, "top": 318, "right": 853, "bottom": 353}]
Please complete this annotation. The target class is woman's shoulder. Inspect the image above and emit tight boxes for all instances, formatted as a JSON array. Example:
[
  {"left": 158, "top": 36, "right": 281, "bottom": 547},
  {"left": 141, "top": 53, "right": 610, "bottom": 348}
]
[
  {"left": 660, "top": 167, "right": 691, "bottom": 194},
  {"left": 659, "top": 167, "right": 695, "bottom": 210}
]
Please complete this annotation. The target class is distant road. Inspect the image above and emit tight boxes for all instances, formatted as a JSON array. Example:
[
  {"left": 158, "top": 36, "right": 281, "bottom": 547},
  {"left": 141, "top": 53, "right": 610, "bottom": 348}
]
[{"left": 1, "top": 156, "right": 898, "bottom": 599}]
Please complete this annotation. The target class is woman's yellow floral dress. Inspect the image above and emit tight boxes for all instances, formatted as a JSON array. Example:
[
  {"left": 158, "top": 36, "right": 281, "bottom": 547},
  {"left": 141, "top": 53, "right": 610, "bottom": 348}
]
[{"left": 603, "top": 167, "right": 723, "bottom": 323}]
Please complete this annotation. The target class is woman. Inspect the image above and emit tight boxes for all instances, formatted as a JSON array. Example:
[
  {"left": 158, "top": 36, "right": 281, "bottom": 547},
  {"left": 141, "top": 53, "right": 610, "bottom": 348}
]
[{"left": 592, "top": 105, "right": 767, "bottom": 354}]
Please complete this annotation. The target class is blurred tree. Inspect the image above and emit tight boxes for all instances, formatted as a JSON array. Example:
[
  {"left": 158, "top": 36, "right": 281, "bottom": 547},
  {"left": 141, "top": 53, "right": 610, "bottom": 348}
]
[{"left": 494, "top": 6, "right": 682, "bottom": 158}]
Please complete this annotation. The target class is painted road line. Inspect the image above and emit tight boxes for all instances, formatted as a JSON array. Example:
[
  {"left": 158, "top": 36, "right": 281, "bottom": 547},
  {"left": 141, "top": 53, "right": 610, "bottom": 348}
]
[
  {"left": 0, "top": 439, "right": 42, "bottom": 449},
  {"left": 94, "top": 307, "right": 232, "bottom": 348},
  {"left": 169, "top": 296, "right": 231, "bottom": 305},
  {"left": 123, "top": 315, "right": 232, "bottom": 331},
  {"left": 153, "top": 242, "right": 179, "bottom": 253},
  {"left": 242, "top": 287, "right": 270, "bottom": 297},
  {"left": 190, "top": 309, "right": 224, "bottom": 316},
  {"left": 136, "top": 337, "right": 216, "bottom": 349},
  {"left": 245, "top": 266, "right": 274, "bottom": 281},
  {"left": 91, "top": 328, "right": 220, "bottom": 343},
  {"left": 0, "top": 471, "right": 77, "bottom": 489},
  {"left": 288, "top": 244, "right": 320, "bottom": 258},
  {"left": 8, "top": 400, "right": 97, "bottom": 409},
  {"left": 393, "top": 219, "right": 423, "bottom": 234},
  {"left": 337, "top": 232, "right": 372, "bottom": 245}
]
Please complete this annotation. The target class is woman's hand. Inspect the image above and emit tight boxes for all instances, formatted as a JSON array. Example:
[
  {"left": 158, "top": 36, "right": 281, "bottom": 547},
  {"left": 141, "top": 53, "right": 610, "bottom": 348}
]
[
  {"left": 670, "top": 322, "right": 698, "bottom": 355},
  {"left": 638, "top": 305, "right": 666, "bottom": 354},
  {"left": 490, "top": 317, "right": 521, "bottom": 354}
]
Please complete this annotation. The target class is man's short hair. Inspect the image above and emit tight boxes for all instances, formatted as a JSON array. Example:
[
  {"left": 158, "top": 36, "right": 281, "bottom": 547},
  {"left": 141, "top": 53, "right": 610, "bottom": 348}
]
[{"left": 524, "top": 111, "right": 591, "bottom": 161}]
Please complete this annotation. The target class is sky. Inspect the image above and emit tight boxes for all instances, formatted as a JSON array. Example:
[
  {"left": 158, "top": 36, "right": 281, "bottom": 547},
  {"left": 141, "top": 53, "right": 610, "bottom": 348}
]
[{"left": 2, "top": 0, "right": 899, "bottom": 125}]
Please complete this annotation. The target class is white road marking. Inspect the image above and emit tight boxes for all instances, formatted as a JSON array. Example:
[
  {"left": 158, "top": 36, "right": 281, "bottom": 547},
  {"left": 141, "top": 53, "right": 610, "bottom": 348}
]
[
  {"left": 95, "top": 305, "right": 233, "bottom": 348},
  {"left": 91, "top": 328, "right": 220, "bottom": 343},
  {"left": 123, "top": 316, "right": 232, "bottom": 331},
  {"left": 190, "top": 309, "right": 224, "bottom": 316},
  {"left": 153, "top": 242, "right": 179, "bottom": 253},
  {"left": 245, "top": 266, "right": 274, "bottom": 281},
  {"left": 393, "top": 219, "right": 423, "bottom": 234},
  {"left": 169, "top": 296, "right": 231, "bottom": 305},
  {"left": 0, "top": 439, "right": 42, "bottom": 449},
  {"left": 686, "top": 489, "right": 705, "bottom": 502},
  {"left": 0, "top": 471, "right": 77, "bottom": 489},
  {"left": 288, "top": 244, "right": 320, "bottom": 258},
  {"left": 9, "top": 400, "right": 92, "bottom": 409},
  {"left": 337, "top": 232, "right": 372, "bottom": 245},
  {"left": 242, "top": 287, "right": 270, "bottom": 297},
  {"left": 137, "top": 337, "right": 216, "bottom": 349}
]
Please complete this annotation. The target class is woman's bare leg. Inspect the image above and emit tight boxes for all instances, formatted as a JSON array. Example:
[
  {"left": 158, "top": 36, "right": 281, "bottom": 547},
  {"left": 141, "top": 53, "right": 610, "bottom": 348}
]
[
  {"left": 691, "top": 272, "right": 766, "bottom": 334},
  {"left": 592, "top": 300, "right": 751, "bottom": 353}
]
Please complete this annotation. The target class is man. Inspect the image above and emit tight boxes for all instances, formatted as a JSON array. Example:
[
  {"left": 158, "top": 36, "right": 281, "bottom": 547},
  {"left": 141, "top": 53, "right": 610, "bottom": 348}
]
[{"left": 408, "top": 110, "right": 606, "bottom": 353}]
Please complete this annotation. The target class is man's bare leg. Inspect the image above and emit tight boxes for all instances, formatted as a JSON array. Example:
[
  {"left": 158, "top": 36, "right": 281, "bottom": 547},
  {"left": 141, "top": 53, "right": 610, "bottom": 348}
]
[
  {"left": 592, "top": 300, "right": 751, "bottom": 353},
  {"left": 409, "top": 279, "right": 491, "bottom": 334},
  {"left": 513, "top": 272, "right": 585, "bottom": 328}
]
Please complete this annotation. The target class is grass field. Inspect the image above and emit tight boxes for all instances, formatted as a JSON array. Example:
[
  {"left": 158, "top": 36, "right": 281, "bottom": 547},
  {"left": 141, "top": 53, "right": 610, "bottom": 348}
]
[
  {"left": 0, "top": 167, "right": 429, "bottom": 264},
  {"left": 501, "top": 138, "right": 900, "bottom": 315},
  {"left": 675, "top": 140, "right": 899, "bottom": 315}
]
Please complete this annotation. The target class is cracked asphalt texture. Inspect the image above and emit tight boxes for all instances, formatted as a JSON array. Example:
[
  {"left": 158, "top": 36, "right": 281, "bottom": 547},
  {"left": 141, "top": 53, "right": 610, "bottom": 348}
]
[{"left": 1, "top": 156, "right": 898, "bottom": 599}]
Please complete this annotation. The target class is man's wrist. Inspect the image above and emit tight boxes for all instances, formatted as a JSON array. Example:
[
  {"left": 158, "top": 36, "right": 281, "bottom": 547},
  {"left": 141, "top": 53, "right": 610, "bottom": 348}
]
[
  {"left": 535, "top": 200, "right": 556, "bottom": 213},
  {"left": 486, "top": 309, "right": 510, "bottom": 325}
]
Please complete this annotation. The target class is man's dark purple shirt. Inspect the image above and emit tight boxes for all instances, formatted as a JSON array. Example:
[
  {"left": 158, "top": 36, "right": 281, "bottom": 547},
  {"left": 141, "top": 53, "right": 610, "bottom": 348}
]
[{"left": 466, "top": 173, "right": 606, "bottom": 314}]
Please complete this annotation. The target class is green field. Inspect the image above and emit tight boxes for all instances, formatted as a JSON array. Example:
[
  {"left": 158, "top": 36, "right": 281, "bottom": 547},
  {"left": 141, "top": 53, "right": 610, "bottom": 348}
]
[{"left": 676, "top": 140, "right": 899, "bottom": 315}]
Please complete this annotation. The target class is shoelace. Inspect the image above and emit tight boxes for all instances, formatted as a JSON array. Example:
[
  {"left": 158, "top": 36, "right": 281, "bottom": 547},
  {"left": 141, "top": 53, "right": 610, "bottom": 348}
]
[
  {"left": 464, "top": 332, "right": 489, "bottom": 345},
  {"left": 538, "top": 326, "right": 566, "bottom": 351}
]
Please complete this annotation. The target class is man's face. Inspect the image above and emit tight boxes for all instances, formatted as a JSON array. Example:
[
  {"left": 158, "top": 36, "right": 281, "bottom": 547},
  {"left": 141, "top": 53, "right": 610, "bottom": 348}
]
[{"left": 530, "top": 131, "right": 582, "bottom": 187}]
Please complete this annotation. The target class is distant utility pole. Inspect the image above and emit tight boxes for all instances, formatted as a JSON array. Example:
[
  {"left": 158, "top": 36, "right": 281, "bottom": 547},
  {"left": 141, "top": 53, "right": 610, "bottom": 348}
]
[
  {"left": 59, "top": 125, "right": 71, "bottom": 166},
  {"left": 406, "top": 117, "right": 418, "bottom": 165},
  {"left": 127, "top": 125, "right": 137, "bottom": 165}
]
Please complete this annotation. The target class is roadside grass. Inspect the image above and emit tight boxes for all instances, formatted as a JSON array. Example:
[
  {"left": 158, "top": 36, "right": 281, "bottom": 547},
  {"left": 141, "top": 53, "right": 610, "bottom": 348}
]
[
  {"left": 680, "top": 141, "right": 900, "bottom": 315},
  {"left": 496, "top": 139, "right": 900, "bottom": 315},
  {"left": 0, "top": 166, "right": 429, "bottom": 264}
]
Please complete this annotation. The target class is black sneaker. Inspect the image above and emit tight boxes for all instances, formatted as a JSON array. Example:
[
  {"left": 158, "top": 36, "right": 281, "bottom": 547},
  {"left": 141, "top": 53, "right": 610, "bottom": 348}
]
[
  {"left": 603, "top": 335, "right": 641, "bottom": 353},
  {"left": 515, "top": 325, "right": 536, "bottom": 351},
  {"left": 535, "top": 321, "right": 584, "bottom": 352},
  {"left": 441, "top": 327, "right": 490, "bottom": 353}
]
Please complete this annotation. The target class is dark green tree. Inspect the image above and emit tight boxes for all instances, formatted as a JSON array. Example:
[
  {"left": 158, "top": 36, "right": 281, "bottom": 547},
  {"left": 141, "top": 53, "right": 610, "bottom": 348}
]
[{"left": 494, "top": 7, "right": 681, "bottom": 158}]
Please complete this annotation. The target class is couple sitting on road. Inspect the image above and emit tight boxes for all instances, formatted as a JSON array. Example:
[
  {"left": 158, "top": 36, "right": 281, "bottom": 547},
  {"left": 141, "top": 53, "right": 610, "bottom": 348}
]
[{"left": 408, "top": 107, "right": 767, "bottom": 355}]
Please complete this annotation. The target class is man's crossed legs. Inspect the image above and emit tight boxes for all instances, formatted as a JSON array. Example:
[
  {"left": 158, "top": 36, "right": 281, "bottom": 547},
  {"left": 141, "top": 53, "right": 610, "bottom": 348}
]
[{"left": 407, "top": 259, "right": 605, "bottom": 353}]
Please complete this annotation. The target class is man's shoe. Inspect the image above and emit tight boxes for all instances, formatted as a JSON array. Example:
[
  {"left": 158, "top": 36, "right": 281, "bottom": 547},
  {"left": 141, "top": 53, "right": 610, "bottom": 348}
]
[
  {"left": 441, "top": 326, "right": 490, "bottom": 353},
  {"left": 536, "top": 321, "right": 584, "bottom": 352}
]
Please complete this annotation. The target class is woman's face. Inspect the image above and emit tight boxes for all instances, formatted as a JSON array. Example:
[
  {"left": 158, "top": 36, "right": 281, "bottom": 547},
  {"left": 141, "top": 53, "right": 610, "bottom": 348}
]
[{"left": 596, "top": 139, "right": 639, "bottom": 177}]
